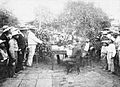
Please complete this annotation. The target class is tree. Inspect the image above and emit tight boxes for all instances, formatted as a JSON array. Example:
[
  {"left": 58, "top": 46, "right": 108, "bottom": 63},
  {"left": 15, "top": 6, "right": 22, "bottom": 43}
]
[
  {"left": 33, "top": 6, "right": 56, "bottom": 29},
  {"left": 56, "top": 1, "right": 110, "bottom": 40},
  {"left": 0, "top": 8, "right": 19, "bottom": 28}
]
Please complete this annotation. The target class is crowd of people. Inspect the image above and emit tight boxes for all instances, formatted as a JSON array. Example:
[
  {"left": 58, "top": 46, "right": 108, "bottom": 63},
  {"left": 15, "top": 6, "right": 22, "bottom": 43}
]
[
  {"left": 0, "top": 25, "right": 43, "bottom": 78},
  {"left": 100, "top": 26, "right": 120, "bottom": 75},
  {"left": 0, "top": 22, "right": 120, "bottom": 78}
]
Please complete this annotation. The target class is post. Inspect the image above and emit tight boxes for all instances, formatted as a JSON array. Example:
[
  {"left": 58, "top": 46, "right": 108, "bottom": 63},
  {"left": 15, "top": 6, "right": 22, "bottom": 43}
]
[{"left": 51, "top": 52, "right": 54, "bottom": 70}]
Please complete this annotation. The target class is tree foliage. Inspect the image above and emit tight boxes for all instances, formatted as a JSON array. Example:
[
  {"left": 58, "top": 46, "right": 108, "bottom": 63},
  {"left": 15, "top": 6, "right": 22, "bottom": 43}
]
[
  {"left": 56, "top": 1, "right": 110, "bottom": 40},
  {"left": 0, "top": 8, "right": 19, "bottom": 28}
]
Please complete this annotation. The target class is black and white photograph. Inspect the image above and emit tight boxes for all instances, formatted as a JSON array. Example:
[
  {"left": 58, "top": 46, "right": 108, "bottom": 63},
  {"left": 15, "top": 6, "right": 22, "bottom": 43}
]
[{"left": 0, "top": 0, "right": 120, "bottom": 87}]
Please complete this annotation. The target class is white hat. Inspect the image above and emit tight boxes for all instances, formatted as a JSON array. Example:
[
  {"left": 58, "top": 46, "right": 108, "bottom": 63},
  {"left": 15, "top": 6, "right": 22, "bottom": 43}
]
[
  {"left": 27, "top": 25, "right": 37, "bottom": 30},
  {"left": 2, "top": 25, "right": 9, "bottom": 29},
  {"left": 102, "top": 40, "right": 110, "bottom": 43},
  {"left": 0, "top": 40, "right": 5, "bottom": 44},
  {"left": 3, "top": 25, "right": 11, "bottom": 32},
  {"left": 20, "top": 27, "right": 28, "bottom": 31},
  {"left": 12, "top": 31, "right": 19, "bottom": 36},
  {"left": 111, "top": 20, "right": 120, "bottom": 26},
  {"left": 10, "top": 27, "right": 18, "bottom": 32},
  {"left": 86, "top": 39, "right": 89, "bottom": 42}
]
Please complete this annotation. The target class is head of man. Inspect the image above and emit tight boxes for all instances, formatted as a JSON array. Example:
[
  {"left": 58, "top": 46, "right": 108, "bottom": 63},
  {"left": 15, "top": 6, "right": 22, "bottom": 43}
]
[
  {"left": 0, "top": 40, "right": 6, "bottom": 49},
  {"left": 12, "top": 31, "right": 19, "bottom": 39}
]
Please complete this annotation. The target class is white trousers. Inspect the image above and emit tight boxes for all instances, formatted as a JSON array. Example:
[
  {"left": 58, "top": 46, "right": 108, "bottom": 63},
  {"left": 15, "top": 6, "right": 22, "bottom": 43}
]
[
  {"left": 118, "top": 50, "right": 120, "bottom": 66},
  {"left": 27, "top": 45, "right": 36, "bottom": 66},
  {"left": 107, "top": 52, "right": 114, "bottom": 72}
]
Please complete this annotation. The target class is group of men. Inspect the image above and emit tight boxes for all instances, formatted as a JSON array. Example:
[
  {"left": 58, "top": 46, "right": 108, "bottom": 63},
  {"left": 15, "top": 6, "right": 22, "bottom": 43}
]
[
  {"left": 101, "top": 30, "right": 120, "bottom": 74},
  {"left": 0, "top": 25, "right": 43, "bottom": 77}
]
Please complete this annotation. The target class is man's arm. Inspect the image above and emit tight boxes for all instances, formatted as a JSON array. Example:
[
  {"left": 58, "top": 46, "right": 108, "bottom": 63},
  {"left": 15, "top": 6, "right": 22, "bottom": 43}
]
[{"left": 30, "top": 31, "right": 43, "bottom": 44}]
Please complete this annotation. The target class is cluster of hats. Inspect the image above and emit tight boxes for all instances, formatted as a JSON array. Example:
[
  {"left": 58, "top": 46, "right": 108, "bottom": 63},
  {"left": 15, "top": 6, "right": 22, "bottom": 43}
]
[
  {"left": 19, "top": 24, "right": 37, "bottom": 31},
  {"left": 101, "top": 27, "right": 117, "bottom": 45},
  {"left": 3, "top": 25, "right": 11, "bottom": 33},
  {"left": 2, "top": 24, "right": 38, "bottom": 37},
  {"left": 2, "top": 25, "right": 20, "bottom": 36}
]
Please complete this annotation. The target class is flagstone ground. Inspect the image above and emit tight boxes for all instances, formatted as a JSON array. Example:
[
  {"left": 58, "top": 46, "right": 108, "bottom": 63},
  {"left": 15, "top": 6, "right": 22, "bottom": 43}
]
[{"left": 0, "top": 63, "right": 120, "bottom": 87}]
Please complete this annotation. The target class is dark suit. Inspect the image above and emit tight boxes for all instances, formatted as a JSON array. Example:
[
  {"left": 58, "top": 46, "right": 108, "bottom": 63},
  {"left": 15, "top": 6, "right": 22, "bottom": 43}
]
[{"left": 15, "top": 34, "right": 26, "bottom": 71}]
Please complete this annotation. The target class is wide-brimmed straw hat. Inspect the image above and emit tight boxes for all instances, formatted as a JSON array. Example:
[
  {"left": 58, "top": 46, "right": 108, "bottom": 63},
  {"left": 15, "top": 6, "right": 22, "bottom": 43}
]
[
  {"left": 19, "top": 27, "right": 28, "bottom": 31},
  {"left": 0, "top": 40, "right": 5, "bottom": 44},
  {"left": 2, "top": 25, "right": 11, "bottom": 32},
  {"left": 12, "top": 31, "right": 19, "bottom": 36},
  {"left": 10, "top": 27, "right": 18, "bottom": 32},
  {"left": 27, "top": 25, "right": 37, "bottom": 30}
]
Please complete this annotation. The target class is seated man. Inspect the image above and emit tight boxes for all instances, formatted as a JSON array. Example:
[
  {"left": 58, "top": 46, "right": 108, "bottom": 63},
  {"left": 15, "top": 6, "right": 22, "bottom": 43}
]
[{"left": 63, "top": 44, "right": 83, "bottom": 74}]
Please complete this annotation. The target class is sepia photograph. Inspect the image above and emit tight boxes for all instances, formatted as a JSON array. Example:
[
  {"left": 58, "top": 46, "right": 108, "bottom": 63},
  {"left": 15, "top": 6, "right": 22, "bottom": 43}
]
[{"left": 0, "top": 0, "right": 120, "bottom": 87}]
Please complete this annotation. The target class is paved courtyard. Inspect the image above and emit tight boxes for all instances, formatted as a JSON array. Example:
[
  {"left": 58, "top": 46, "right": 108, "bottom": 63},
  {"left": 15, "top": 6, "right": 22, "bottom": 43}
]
[{"left": 0, "top": 63, "right": 120, "bottom": 87}]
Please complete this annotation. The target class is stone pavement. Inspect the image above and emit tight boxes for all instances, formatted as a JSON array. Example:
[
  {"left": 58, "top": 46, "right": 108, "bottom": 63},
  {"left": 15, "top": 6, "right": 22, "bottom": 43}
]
[{"left": 0, "top": 63, "right": 120, "bottom": 87}]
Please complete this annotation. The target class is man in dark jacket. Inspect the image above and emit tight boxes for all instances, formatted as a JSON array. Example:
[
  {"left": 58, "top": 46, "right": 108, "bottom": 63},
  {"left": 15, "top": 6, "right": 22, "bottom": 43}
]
[
  {"left": 12, "top": 32, "right": 26, "bottom": 71},
  {"left": 0, "top": 26, "right": 12, "bottom": 60}
]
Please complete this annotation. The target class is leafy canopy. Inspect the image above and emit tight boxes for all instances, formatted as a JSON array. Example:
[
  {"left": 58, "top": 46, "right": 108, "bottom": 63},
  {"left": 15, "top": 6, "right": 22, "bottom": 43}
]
[{"left": 57, "top": 1, "right": 110, "bottom": 39}]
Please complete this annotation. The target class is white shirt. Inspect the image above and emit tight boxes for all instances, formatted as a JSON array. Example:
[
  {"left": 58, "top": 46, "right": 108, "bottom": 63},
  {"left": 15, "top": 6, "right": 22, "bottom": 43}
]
[
  {"left": 115, "top": 36, "right": 120, "bottom": 43},
  {"left": 107, "top": 43, "right": 116, "bottom": 57},
  {"left": 101, "top": 46, "right": 108, "bottom": 54},
  {"left": 9, "top": 38, "right": 19, "bottom": 51},
  {"left": 66, "top": 49, "right": 72, "bottom": 56},
  {"left": 0, "top": 49, "right": 8, "bottom": 61},
  {"left": 28, "top": 30, "right": 42, "bottom": 45},
  {"left": 84, "top": 42, "right": 90, "bottom": 51},
  {"left": 115, "top": 36, "right": 120, "bottom": 50}
]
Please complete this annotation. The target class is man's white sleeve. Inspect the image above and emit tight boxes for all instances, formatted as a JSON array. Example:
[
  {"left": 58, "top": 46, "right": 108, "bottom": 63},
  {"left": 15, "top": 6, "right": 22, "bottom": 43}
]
[
  {"left": 33, "top": 35, "right": 43, "bottom": 44},
  {"left": 112, "top": 45, "right": 116, "bottom": 57}
]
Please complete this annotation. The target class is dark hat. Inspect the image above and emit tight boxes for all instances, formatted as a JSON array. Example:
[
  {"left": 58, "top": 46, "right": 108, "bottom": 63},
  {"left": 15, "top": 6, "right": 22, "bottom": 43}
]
[{"left": 103, "top": 28, "right": 110, "bottom": 30}]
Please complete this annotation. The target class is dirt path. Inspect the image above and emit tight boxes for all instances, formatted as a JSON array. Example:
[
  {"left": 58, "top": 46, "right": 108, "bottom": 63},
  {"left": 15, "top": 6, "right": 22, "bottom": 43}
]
[{"left": 0, "top": 63, "right": 120, "bottom": 87}]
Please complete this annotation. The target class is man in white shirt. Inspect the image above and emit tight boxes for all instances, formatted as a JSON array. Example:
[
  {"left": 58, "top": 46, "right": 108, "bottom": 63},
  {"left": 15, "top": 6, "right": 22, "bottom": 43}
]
[
  {"left": 107, "top": 40, "right": 116, "bottom": 73},
  {"left": 27, "top": 29, "right": 43, "bottom": 66},
  {"left": 84, "top": 40, "right": 90, "bottom": 52},
  {"left": 115, "top": 35, "right": 120, "bottom": 66}
]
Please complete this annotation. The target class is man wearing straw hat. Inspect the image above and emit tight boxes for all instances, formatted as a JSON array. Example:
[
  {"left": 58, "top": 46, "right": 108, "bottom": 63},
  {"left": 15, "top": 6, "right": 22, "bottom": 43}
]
[
  {"left": 106, "top": 39, "right": 116, "bottom": 74},
  {"left": 0, "top": 26, "right": 12, "bottom": 60},
  {"left": 10, "top": 27, "right": 26, "bottom": 71},
  {"left": 115, "top": 34, "right": 120, "bottom": 66},
  {"left": 9, "top": 30, "right": 19, "bottom": 77},
  {"left": 20, "top": 25, "right": 43, "bottom": 67}
]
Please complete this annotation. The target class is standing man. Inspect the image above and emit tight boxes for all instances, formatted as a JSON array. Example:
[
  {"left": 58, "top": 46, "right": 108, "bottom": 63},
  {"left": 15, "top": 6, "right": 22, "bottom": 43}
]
[
  {"left": 0, "top": 26, "right": 12, "bottom": 59},
  {"left": 26, "top": 27, "right": 43, "bottom": 67},
  {"left": 101, "top": 41, "right": 108, "bottom": 70},
  {"left": 115, "top": 34, "right": 120, "bottom": 66},
  {"left": 9, "top": 31, "right": 19, "bottom": 77},
  {"left": 10, "top": 27, "right": 26, "bottom": 71},
  {"left": 107, "top": 40, "right": 116, "bottom": 74}
]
